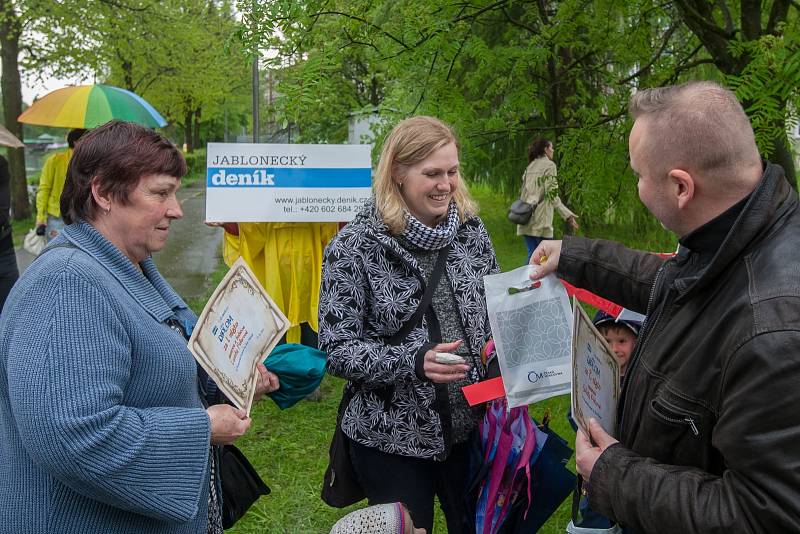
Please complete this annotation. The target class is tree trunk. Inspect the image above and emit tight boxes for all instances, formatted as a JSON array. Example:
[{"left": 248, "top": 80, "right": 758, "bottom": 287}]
[
  {"left": 183, "top": 110, "right": 193, "bottom": 153},
  {"left": 0, "top": 1, "right": 30, "bottom": 220},
  {"left": 122, "top": 59, "right": 134, "bottom": 92},
  {"left": 192, "top": 108, "right": 201, "bottom": 151}
]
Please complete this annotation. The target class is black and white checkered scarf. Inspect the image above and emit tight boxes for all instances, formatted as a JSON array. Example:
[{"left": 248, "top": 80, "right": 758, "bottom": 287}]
[{"left": 401, "top": 201, "right": 459, "bottom": 251}]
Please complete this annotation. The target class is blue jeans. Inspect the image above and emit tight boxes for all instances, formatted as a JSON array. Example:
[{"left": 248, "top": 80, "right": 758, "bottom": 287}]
[
  {"left": 46, "top": 215, "right": 65, "bottom": 242},
  {"left": 523, "top": 235, "right": 548, "bottom": 263}
]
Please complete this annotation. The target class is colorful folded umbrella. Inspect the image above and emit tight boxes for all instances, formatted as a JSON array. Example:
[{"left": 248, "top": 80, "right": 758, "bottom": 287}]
[
  {"left": 18, "top": 84, "right": 167, "bottom": 129},
  {"left": 0, "top": 124, "right": 23, "bottom": 148}
]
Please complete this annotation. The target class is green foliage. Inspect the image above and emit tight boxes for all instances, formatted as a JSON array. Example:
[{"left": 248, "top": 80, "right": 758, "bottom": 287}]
[
  {"left": 21, "top": 0, "right": 252, "bottom": 147},
  {"left": 239, "top": 0, "right": 800, "bottom": 236},
  {"left": 728, "top": 28, "right": 800, "bottom": 156},
  {"left": 182, "top": 147, "right": 207, "bottom": 182},
  {"left": 237, "top": 0, "right": 727, "bottom": 244}
]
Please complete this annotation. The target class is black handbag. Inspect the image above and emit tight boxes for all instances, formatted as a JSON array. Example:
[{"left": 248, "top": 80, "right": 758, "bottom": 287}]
[
  {"left": 219, "top": 444, "right": 271, "bottom": 529},
  {"left": 321, "top": 384, "right": 363, "bottom": 508},
  {"left": 507, "top": 198, "right": 536, "bottom": 225},
  {"left": 320, "top": 244, "right": 451, "bottom": 508}
]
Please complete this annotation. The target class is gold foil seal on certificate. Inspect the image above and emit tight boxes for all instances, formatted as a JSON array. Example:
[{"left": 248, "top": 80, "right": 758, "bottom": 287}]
[{"left": 188, "top": 257, "right": 289, "bottom": 414}]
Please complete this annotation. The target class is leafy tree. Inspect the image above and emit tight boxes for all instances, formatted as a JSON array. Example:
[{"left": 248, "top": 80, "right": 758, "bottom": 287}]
[
  {"left": 0, "top": 0, "right": 28, "bottom": 218},
  {"left": 34, "top": 0, "right": 252, "bottom": 151},
  {"left": 673, "top": 0, "right": 799, "bottom": 182},
  {"left": 240, "top": 0, "right": 799, "bottom": 245}
]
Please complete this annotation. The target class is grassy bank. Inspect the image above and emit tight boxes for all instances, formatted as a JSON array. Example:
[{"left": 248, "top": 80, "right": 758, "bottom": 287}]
[{"left": 203, "top": 185, "right": 582, "bottom": 534}]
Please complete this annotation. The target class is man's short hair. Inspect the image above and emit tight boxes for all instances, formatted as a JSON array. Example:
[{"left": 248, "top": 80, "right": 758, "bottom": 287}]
[{"left": 628, "top": 81, "right": 761, "bottom": 184}]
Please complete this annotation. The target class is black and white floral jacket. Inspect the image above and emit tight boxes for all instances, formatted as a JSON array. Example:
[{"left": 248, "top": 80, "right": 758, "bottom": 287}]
[{"left": 319, "top": 202, "right": 498, "bottom": 460}]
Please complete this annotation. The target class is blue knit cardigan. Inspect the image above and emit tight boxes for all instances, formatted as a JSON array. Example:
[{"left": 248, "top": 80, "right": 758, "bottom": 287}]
[{"left": 0, "top": 221, "right": 212, "bottom": 533}]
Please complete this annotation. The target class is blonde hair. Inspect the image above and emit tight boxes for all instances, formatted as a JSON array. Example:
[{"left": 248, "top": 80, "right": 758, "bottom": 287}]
[{"left": 374, "top": 116, "right": 477, "bottom": 234}]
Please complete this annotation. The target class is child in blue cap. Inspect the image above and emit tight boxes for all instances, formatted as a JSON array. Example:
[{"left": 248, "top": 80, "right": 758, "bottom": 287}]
[{"left": 591, "top": 311, "right": 641, "bottom": 380}]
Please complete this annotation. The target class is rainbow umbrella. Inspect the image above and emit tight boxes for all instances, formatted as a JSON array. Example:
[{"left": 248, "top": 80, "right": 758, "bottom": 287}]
[{"left": 18, "top": 84, "right": 167, "bottom": 129}]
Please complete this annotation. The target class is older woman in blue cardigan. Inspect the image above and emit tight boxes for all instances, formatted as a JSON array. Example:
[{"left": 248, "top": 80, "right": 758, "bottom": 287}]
[{"left": 0, "top": 121, "right": 278, "bottom": 534}]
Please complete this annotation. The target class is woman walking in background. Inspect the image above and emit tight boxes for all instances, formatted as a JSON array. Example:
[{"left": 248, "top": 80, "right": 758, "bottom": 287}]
[{"left": 517, "top": 138, "right": 579, "bottom": 262}]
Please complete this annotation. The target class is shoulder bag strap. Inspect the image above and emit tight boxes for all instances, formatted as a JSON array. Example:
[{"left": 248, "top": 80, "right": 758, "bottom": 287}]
[{"left": 387, "top": 243, "right": 451, "bottom": 345}]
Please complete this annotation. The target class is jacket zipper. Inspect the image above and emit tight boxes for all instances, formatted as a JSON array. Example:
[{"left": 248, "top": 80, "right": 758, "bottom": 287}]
[
  {"left": 651, "top": 401, "right": 700, "bottom": 436},
  {"left": 618, "top": 261, "right": 669, "bottom": 434}
]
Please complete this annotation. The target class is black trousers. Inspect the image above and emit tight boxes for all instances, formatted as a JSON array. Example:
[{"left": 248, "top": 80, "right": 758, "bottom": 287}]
[
  {"left": 349, "top": 438, "right": 471, "bottom": 534},
  {"left": 0, "top": 233, "right": 18, "bottom": 313}
]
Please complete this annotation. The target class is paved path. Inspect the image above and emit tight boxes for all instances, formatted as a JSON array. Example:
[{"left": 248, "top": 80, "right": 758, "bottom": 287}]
[{"left": 15, "top": 183, "right": 223, "bottom": 302}]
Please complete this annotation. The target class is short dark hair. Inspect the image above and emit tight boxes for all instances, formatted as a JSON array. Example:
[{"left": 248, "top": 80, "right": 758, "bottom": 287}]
[
  {"left": 61, "top": 120, "right": 186, "bottom": 224},
  {"left": 628, "top": 81, "right": 760, "bottom": 183},
  {"left": 67, "top": 129, "right": 87, "bottom": 148},
  {"left": 528, "top": 138, "right": 552, "bottom": 162}
]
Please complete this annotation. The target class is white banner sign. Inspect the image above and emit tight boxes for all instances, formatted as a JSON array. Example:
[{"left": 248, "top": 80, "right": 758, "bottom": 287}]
[{"left": 205, "top": 143, "right": 372, "bottom": 222}]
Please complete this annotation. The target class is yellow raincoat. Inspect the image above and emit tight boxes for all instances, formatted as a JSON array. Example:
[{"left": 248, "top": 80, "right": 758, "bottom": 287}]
[
  {"left": 223, "top": 222, "right": 339, "bottom": 343},
  {"left": 36, "top": 149, "right": 72, "bottom": 224}
]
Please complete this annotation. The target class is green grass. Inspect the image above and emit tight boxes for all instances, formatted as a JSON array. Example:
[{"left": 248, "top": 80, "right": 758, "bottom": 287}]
[{"left": 200, "top": 185, "right": 580, "bottom": 534}]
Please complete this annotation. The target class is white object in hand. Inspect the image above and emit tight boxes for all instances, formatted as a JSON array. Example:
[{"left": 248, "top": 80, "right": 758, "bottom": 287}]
[{"left": 435, "top": 352, "right": 466, "bottom": 365}]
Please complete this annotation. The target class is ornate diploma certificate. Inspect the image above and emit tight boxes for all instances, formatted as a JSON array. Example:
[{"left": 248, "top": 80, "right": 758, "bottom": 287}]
[
  {"left": 571, "top": 298, "right": 620, "bottom": 437},
  {"left": 188, "top": 257, "right": 289, "bottom": 414}
]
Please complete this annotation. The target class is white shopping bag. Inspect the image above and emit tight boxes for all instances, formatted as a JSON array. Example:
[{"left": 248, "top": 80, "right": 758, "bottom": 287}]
[
  {"left": 484, "top": 266, "right": 573, "bottom": 408},
  {"left": 23, "top": 228, "right": 46, "bottom": 256}
]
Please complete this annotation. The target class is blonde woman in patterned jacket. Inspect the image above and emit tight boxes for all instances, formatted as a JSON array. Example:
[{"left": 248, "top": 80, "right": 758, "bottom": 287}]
[{"left": 319, "top": 116, "right": 498, "bottom": 534}]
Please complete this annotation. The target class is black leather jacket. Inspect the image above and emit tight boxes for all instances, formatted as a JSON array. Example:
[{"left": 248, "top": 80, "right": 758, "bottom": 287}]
[{"left": 558, "top": 162, "right": 800, "bottom": 533}]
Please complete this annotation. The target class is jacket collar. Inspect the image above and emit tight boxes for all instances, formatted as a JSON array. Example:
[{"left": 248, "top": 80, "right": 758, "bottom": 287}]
[
  {"left": 60, "top": 219, "right": 187, "bottom": 322},
  {"left": 674, "top": 162, "right": 795, "bottom": 300},
  {"left": 354, "top": 197, "right": 478, "bottom": 280}
]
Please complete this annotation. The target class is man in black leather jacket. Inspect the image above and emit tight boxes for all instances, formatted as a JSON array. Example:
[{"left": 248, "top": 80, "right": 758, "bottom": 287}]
[{"left": 531, "top": 81, "right": 800, "bottom": 533}]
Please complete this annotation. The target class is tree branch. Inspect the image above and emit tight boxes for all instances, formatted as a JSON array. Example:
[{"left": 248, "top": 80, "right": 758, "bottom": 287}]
[
  {"left": 312, "top": 10, "right": 410, "bottom": 50},
  {"left": 766, "top": 0, "right": 791, "bottom": 35},
  {"left": 672, "top": 0, "right": 740, "bottom": 74},
  {"left": 411, "top": 50, "right": 438, "bottom": 114},
  {"left": 500, "top": 6, "right": 537, "bottom": 34},
  {"left": 340, "top": 27, "right": 380, "bottom": 52},
  {"left": 672, "top": 0, "right": 735, "bottom": 38},
  {"left": 619, "top": 25, "right": 678, "bottom": 84},
  {"left": 714, "top": 0, "right": 735, "bottom": 34},
  {"left": 740, "top": 0, "right": 761, "bottom": 40},
  {"left": 97, "top": 0, "right": 151, "bottom": 12},
  {"left": 452, "top": 0, "right": 510, "bottom": 23},
  {"left": 446, "top": 31, "right": 469, "bottom": 81}
]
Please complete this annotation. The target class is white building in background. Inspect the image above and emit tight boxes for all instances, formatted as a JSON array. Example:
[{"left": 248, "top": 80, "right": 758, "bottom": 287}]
[{"left": 348, "top": 108, "right": 386, "bottom": 145}]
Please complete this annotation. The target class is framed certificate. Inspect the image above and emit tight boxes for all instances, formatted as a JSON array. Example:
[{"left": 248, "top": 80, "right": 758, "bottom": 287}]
[
  {"left": 188, "top": 257, "right": 289, "bottom": 414},
  {"left": 571, "top": 297, "right": 620, "bottom": 437}
]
